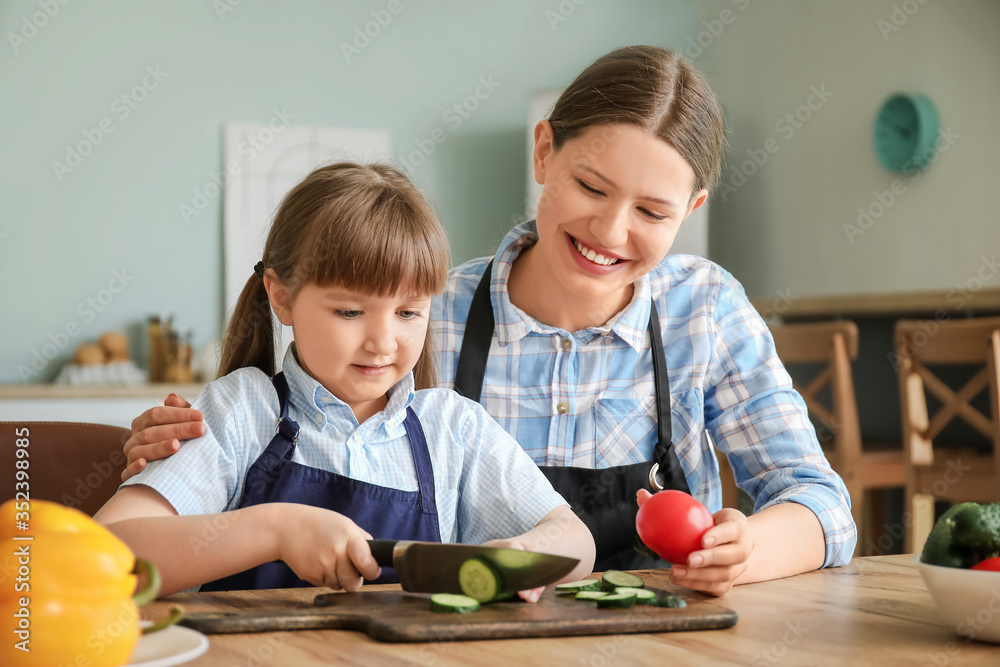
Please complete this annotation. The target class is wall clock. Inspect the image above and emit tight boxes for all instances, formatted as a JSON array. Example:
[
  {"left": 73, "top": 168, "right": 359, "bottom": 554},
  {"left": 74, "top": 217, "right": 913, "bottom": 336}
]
[{"left": 873, "top": 93, "right": 939, "bottom": 173}]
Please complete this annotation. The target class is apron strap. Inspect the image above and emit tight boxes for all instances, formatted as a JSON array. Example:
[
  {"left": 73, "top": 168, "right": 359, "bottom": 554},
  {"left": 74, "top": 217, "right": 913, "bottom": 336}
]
[
  {"left": 269, "top": 372, "right": 301, "bottom": 460},
  {"left": 453, "top": 260, "right": 684, "bottom": 484},
  {"left": 401, "top": 407, "right": 438, "bottom": 516},
  {"left": 454, "top": 261, "right": 496, "bottom": 403}
]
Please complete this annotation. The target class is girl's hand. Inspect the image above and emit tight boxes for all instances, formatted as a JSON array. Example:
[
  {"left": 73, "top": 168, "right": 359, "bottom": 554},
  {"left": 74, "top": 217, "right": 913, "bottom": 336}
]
[
  {"left": 480, "top": 538, "right": 544, "bottom": 603},
  {"left": 122, "top": 394, "right": 204, "bottom": 481},
  {"left": 274, "top": 504, "right": 381, "bottom": 591},
  {"left": 636, "top": 489, "right": 753, "bottom": 597}
]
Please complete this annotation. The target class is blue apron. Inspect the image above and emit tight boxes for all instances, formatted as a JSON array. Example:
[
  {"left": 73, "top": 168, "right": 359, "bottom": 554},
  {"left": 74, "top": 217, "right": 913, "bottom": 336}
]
[{"left": 201, "top": 372, "right": 441, "bottom": 590}]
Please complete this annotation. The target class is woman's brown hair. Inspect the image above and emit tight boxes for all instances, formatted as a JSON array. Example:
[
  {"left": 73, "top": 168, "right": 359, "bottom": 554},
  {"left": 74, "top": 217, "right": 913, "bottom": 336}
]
[
  {"left": 547, "top": 45, "right": 727, "bottom": 194},
  {"left": 217, "top": 162, "right": 450, "bottom": 389}
]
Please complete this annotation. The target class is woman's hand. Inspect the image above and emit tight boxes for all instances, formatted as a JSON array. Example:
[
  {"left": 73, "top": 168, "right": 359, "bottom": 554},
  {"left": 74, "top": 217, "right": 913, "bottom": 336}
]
[
  {"left": 480, "top": 538, "right": 544, "bottom": 603},
  {"left": 274, "top": 504, "right": 381, "bottom": 591},
  {"left": 122, "top": 393, "right": 204, "bottom": 481},
  {"left": 636, "top": 489, "right": 753, "bottom": 597}
]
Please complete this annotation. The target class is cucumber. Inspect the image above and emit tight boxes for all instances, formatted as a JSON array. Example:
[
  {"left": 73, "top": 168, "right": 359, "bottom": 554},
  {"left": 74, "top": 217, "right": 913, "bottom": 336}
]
[
  {"left": 600, "top": 571, "right": 645, "bottom": 592},
  {"left": 458, "top": 557, "right": 504, "bottom": 603},
  {"left": 657, "top": 595, "right": 687, "bottom": 608},
  {"left": 574, "top": 591, "right": 609, "bottom": 601},
  {"left": 555, "top": 579, "right": 602, "bottom": 593},
  {"left": 595, "top": 592, "right": 637, "bottom": 609},
  {"left": 429, "top": 593, "right": 480, "bottom": 613},
  {"left": 615, "top": 587, "right": 657, "bottom": 604}
]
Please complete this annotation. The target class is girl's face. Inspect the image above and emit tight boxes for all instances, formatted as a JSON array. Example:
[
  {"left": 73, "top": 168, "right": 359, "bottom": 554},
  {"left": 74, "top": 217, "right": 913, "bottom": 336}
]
[
  {"left": 266, "top": 279, "right": 431, "bottom": 423},
  {"left": 531, "top": 122, "right": 708, "bottom": 307}
]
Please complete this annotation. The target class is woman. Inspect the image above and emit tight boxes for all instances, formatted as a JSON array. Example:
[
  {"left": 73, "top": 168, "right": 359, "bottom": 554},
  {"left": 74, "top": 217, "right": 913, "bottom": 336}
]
[{"left": 121, "top": 46, "right": 855, "bottom": 595}]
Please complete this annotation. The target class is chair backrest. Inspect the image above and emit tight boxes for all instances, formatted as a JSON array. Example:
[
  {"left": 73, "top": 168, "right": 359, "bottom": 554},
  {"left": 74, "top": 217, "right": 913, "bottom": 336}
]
[
  {"left": 894, "top": 317, "right": 1000, "bottom": 467},
  {"left": 768, "top": 321, "right": 862, "bottom": 467},
  {"left": 0, "top": 422, "right": 130, "bottom": 516}
]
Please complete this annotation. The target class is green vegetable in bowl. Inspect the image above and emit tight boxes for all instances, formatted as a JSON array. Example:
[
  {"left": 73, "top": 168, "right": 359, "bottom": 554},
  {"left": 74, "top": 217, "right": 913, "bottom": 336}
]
[{"left": 921, "top": 502, "right": 1000, "bottom": 569}]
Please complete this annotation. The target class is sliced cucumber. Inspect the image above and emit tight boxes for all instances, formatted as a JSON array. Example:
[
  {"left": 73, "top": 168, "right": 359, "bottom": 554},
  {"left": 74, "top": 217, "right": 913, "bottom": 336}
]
[
  {"left": 574, "top": 591, "right": 609, "bottom": 601},
  {"left": 458, "top": 557, "right": 504, "bottom": 603},
  {"left": 555, "top": 579, "right": 602, "bottom": 593},
  {"left": 615, "top": 587, "right": 657, "bottom": 604},
  {"left": 601, "top": 570, "right": 645, "bottom": 592},
  {"left": 595, "top": 592, "right": 637, "bottom": 609},
  {"left": 430, "top": 593, "right": 480, "bottom": 613},
  {"left": 657, "top": 595, "right": 687, "bottom": 608}
]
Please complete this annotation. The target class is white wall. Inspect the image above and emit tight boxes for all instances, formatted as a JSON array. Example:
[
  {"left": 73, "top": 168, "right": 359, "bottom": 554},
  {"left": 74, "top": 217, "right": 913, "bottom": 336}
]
[{"left": 696, "top": 0, "right": 1000, "bottom": 301}]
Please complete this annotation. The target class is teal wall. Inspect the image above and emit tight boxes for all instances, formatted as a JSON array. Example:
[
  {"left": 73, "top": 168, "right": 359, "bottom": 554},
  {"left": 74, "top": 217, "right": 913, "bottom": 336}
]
[{"left": 1, "top": 0, "right": 697, "bottom": 384}]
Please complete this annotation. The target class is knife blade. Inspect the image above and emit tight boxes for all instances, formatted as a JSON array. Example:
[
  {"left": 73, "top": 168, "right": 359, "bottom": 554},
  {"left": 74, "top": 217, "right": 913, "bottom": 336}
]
[{"left": 367, "top": 540, "right": 578, "bottom": 594}]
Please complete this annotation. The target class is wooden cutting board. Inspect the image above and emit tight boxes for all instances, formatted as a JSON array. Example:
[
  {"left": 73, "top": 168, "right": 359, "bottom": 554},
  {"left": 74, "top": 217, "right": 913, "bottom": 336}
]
[{"left": 180, "top": 586, "right": 737, "bottom": 642}]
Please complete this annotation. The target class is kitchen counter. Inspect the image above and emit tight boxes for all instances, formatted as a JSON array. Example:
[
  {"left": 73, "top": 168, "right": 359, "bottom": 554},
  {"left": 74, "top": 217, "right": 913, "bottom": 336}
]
[{"left": 144, "top": 555, "right": 998, "bottom": 666}]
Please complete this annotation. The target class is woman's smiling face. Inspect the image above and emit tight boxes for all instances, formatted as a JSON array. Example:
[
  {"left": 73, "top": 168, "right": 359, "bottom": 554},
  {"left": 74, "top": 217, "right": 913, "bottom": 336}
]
[{"left": 530, "top": 122, "right": 708, "bottom": 309}]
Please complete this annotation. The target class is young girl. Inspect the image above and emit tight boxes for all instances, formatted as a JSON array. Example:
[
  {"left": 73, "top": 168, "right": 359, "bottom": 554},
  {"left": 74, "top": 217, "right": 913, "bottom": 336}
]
[{"left": 95, "top": 162, "right": 595, "bottom": 597}]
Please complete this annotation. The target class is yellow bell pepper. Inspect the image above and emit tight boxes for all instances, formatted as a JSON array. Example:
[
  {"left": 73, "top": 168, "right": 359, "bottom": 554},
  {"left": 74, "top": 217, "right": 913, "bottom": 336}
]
[{"left": 0, "top": 499, "right": 159, "bottom": 667}]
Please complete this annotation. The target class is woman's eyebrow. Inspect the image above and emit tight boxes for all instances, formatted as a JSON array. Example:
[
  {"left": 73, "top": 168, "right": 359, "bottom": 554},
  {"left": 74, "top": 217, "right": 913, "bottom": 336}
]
[{"left": 578, "top": 165, "right": 680, "bottom": 209}]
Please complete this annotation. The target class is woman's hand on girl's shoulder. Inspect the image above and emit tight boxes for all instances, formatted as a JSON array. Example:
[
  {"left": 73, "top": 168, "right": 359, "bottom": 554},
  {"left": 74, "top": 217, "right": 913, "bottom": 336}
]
[
  {"left": 273, "top": 504, "right": 381, "bottom": 591},
  {"left": 121, "top": 393, "right": 204, "bottom": 481}
]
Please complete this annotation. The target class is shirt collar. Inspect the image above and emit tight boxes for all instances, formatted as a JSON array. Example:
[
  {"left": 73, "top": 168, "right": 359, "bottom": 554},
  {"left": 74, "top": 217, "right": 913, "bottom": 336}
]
[
  {"left": 491, "top": 220, "right": 652, "bottom": 352},
  {"left": 280, "top": 344, "right": 415, "bottom": 431}
]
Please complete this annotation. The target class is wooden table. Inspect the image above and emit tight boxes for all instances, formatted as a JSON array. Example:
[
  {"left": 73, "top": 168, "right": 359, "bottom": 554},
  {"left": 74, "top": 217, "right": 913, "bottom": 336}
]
[{"left": 145, "top": 555, "right": 999, "bottom": 666}]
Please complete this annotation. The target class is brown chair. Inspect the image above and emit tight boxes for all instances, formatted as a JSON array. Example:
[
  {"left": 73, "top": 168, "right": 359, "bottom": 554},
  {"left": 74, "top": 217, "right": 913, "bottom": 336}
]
[
  {"left": 0, "top": 422, "right": 130, "bottom": 517},
  {"left": 894, "top": 317, "right": 1000, "bottom": 553},
  {"left": 769, "top": 321, "right": 905, "bottom": 556}
]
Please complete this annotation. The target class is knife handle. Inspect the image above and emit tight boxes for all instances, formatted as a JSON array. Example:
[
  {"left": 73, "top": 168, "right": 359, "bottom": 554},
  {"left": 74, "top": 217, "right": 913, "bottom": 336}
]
[{"left": 367, "top": 539, "right": 398, "bottom": 567}]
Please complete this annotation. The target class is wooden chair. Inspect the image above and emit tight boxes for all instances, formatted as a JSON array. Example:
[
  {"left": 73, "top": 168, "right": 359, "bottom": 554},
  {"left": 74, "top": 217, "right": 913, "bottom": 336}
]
[
  {"left": 894, "top": 317, "right": 1000, "bottom": 553},
  {"left": 769, "top": 321, "right": 905, "bottom": 556},
  {"left": 0, "top": 422, "right": 130, "bottom": 516}
]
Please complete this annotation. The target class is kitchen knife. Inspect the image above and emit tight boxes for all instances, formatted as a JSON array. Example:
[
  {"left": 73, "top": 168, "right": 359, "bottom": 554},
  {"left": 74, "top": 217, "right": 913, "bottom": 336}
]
[{"left": 367, "top": 540, "right": 578, "bottom": 594}]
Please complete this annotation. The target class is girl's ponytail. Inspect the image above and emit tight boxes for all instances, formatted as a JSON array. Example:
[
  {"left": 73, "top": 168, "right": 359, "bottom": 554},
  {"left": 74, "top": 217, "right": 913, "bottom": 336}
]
[{"left": 217, "top": 271, "right": 276, "bottom": 378}]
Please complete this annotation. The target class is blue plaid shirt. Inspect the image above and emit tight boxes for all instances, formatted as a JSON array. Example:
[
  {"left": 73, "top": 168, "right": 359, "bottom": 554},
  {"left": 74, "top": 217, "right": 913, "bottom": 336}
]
[
  {"left": 123, "top": 345, "right": 568, "bottom": 545},
  {"left": 431, "top": 221, "right": 856, "bottom": 567}
]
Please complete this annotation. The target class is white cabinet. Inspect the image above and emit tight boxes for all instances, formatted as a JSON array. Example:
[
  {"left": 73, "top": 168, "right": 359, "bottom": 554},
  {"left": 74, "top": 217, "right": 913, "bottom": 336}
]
[{"left": 0, "top": 384, "right": 205, "bottom": 428}]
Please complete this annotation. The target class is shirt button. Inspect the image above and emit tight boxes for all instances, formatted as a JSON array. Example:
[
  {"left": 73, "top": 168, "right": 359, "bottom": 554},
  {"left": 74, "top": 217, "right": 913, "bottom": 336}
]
[
  {"left": 557, "top": 402, "right": 569, "bottom": 415},
  {"left": 561, "top": 338, "right": 572, "bottom": 350}
]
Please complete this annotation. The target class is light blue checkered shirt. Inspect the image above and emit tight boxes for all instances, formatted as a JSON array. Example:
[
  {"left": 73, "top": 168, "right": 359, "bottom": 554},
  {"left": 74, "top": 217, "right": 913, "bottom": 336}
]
[
  {"left": 123, "top": 345, "right": 568, "bottom": 545},
  {"left": 431, "top": 221, "right": 857, "bottom": 567}
]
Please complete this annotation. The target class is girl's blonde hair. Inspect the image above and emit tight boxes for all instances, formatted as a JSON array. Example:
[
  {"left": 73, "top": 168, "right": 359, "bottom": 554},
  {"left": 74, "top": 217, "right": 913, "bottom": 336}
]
[
  {"left": 548, "top": 45, "right": 727, "bottom": 194},
  {"left": 218, "top": 162, "right": 450, "bottom": 389}
]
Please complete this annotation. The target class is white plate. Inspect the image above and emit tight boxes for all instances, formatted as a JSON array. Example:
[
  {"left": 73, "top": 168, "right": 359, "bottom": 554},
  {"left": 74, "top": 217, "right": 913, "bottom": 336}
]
[{"left": 127, "top": 622, "right": 210, "bottom": 667}]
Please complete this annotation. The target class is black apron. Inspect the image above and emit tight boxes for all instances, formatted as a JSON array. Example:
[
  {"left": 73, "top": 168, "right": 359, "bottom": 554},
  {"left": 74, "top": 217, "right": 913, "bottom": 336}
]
[{"left": 453, "top": 261, "right": 691, "bottom": 570}]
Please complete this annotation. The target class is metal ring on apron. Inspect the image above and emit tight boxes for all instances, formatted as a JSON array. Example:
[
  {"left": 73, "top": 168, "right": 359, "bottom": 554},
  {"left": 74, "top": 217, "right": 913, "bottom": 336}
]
[{"left": 648, "top": 462, "right": 664, "bottom": 492}]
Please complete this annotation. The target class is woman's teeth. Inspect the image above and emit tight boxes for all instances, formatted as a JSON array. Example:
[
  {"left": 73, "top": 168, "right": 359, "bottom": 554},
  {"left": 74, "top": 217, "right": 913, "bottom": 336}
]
[{"left": 574, "top": 239, "right": 620, "bottom": 266}]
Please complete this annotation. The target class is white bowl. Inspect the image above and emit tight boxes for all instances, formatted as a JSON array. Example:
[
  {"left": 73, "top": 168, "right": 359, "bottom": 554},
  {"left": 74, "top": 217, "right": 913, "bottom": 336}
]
[{"left": 916, "top": 556, "right": 1000, "bottom": 643}]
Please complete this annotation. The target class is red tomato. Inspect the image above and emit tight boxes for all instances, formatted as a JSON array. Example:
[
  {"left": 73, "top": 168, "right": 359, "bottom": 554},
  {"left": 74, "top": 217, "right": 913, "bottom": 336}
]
[
  {"left": 635, "top": 490, "right": 714, "bottom": 564},
  {"left": 971, "top": 557, "right": 1000, "bottom": 571}
]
